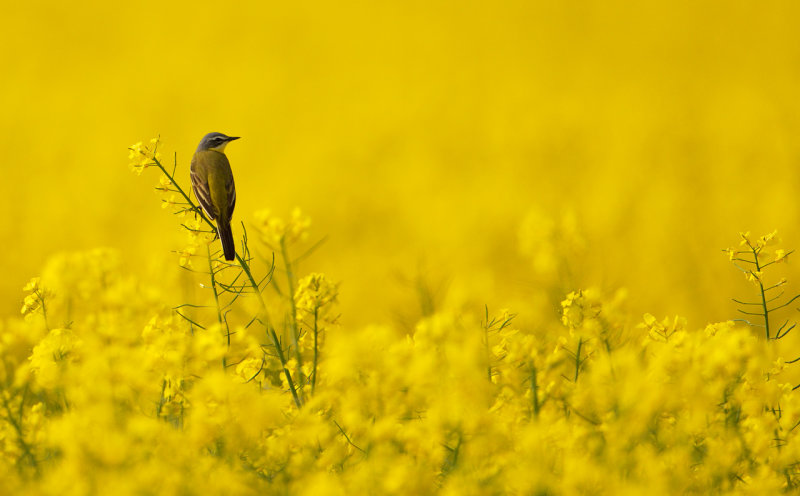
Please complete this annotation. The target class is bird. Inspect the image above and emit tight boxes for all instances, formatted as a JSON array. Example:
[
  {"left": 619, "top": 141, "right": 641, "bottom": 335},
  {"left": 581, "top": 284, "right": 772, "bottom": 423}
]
[{"left": 190, "top": 132, "right": 240, "bottom": 261}]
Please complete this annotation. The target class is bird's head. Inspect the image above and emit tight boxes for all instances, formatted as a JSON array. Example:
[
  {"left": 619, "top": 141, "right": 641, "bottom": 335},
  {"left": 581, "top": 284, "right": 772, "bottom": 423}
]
[{"left": 196, "top": 132, "right": 240, "bottom": 153}]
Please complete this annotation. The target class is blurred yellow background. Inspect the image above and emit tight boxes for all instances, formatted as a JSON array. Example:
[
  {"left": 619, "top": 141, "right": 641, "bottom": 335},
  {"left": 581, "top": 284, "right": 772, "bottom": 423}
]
[{"left": 4, "top": 1, "right": 800, "bottom": 329}]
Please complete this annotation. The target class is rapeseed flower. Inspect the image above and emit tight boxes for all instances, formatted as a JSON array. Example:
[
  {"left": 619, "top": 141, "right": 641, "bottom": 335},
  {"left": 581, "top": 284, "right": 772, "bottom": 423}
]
[
  {"left": 9, "top": 138, "right": 800, "bottom": 493},
  {"left": 253, "top": 208, "right": 311, "bottom": 250},
  {"left": 128, "top": 137, "right": 161, "bottom": 175}
]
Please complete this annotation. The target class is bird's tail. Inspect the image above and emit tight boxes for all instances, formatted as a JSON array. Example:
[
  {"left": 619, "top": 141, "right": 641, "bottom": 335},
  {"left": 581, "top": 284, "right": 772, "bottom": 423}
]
[{"left": 218, "top": 220, "right": 235, "bottom": 261}]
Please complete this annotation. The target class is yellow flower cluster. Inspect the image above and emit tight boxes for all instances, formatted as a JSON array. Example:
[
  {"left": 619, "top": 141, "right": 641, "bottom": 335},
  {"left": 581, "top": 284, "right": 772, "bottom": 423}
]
[
  {"left": 177, "top": 216, "right": 216, "bottom": 268},
  {"left": 727, "top": 230, "right": 788, "bottom": 285},
  {"left": 8, "top": 152, "right": 800, "bottom": 494},
  {"left": 3, "top": 238, "right": 800, "bottom": 493},
  {"left": 295, "top": 273, "right": 338, "bottom": 316},
  {"left": 253, "top": 208, "right": 311, "bottom": 250},
  {"left": 20, "top": 278, "right": 45, "bottom": 320},
  {"left": 128, "top": 137, "right": 161, "bottom": 175},
  {"left": 726, "top": 230, "right": 796, "bottom": 340}
]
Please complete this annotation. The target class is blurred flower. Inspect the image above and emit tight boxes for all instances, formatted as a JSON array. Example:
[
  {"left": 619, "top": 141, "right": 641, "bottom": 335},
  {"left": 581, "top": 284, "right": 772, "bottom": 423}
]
[
  {"left": 254, "top": 208, "right": 311, "bottom": 249},
  {"left": 758, "top": 230, "right": 779, "bottom": 248},
  {"left": 28, "top": 327, "right": 77, "bottom": 388},
  {"left": 295, "top": 273, "right": 338, "bottom": 315},
  {"left": 20, "top": 277, "right": 46, "bottom": 319},
  {"left": 560, "top": 289, "right": 601, "bottom": 330},
  {"left": 128, "top": 137, "right": 161, "bottom": 175},
  {"left": 520, "top": 209, "right": 576, "bottom": 276},
  {"left": 177, "top": 217, "right": 215, "bottom": 268},
  {"left": 639, "top": 313, "right": 686, "bottom": 342},
  {"left": 739, "top": 231, "right": 752, "bottom": 247}
]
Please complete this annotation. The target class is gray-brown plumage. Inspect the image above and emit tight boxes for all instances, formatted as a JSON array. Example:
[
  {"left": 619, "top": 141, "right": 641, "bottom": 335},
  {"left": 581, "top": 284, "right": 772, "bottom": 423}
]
[{"left": 190, "top": 132, "right": 240, "bottom": 261}]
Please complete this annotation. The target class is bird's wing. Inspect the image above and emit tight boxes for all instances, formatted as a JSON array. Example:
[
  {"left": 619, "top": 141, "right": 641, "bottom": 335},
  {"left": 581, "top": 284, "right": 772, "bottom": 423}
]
[
  {"left": 227, "top": 172, "right": 236, "bottom": 222},
  {"left": 190, "top": 155, "right": 217, "bottom": 220}
]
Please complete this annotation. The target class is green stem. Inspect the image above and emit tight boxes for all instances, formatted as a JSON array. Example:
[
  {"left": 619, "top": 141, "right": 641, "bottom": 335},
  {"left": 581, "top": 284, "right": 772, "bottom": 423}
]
[
  {"left": 39, "top": 291, "right": 50, "bottom": 331},
  {"left": 206, "top": 246, "right": 224, "bottom": 332},
  {"left": 156, "top": 379, "right": 167, "bottom": 418},
  {"left": 1, "top": 394, "right": 39, "bottom": 475},
  {"left": 237, "top": 250, "right": 302, "bottom": 408},
  {"left": 752, "top": 245, "right": 770, "bottom": 339},
  {"left": 268, "top": 325, "right": 302, "bottom": 408},
  {"left": 574, "top": 337, "right": 583, "bottom": 382},
  {"left": 484, "top": 313, "right": 492, "bottom": 382},
  {"left": 153, "top": 158, "right": 212, "bottom": 228},
  {"left": 312, "top": 307, "right": 319, "bottom": 395},
  {"left": 153, "top": 156, "right": 302, "bottom": 408},
  {"left": 207, "top": 245, "right": 229, "bottom": 369},
  {"left": 280, "top": 237, "right": 304, "bottom": 397}
]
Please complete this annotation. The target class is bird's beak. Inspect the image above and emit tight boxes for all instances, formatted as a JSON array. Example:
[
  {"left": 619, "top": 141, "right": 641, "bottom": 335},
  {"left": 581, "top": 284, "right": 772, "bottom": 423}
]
[{"left": 227, "top": 136, "right": 241, "bottom": 142}]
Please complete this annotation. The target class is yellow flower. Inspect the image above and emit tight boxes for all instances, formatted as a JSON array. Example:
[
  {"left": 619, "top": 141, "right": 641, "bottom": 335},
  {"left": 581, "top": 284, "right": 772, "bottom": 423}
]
[
  {"left": 295, "top": 273, "right": 339, "bottom": 314},
  {"left": 128, "top": 141, "right": 144, "bottom": 174},
  {"left": 28, "top": 328, "right": 78, "bottom": 388},
  {"left": 175, "top": 217, "right": 215, "bottom": 268},
  {"left": 757, "top": 229, "right": 779, "bottom": 248},
  {"left": 23, "top": 277, "right": 40, "bottom": 293},
  {"left": 254, "top": 208, "right": 311, "bottom": 249},
  {"left": 639, "top": 313, "right": 686, "bottom": 342},
  {"left": 739, "top": 231, "right": 752, "bottom": 246},
  {"left": 161, "top": 194, "right": 177, "bottom": 209},
  {"left": 177, "top": 245, "right": 196, "bottom": 268},
  {"left": 745, "top": 270, "right": 763, "bottom": 284},
  {"left": 128, "top": 137, "right": 161, "bottom": 174},
  {"left": 155, "top": 175, "right": 172, "bottom": 193},
  {"left": 234, "top": 357, "right": 264, "bottom": 383},
  {"left": 20, "top": 277, "right": 46, "bottom": 317},
  {"left": 560, "top": 289, "right": 601, "bottom": 329}
]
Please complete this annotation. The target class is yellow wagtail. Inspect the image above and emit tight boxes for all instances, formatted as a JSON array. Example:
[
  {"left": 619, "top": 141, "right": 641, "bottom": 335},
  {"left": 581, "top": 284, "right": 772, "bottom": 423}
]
[{"left": 190, "top": 132, "right": 240, "bottom": 261}]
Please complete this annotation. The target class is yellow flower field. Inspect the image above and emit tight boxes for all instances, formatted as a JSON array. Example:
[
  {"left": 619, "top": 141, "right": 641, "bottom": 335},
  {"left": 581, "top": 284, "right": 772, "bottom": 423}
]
[{"left": 4, "top": 1, "right": 800, "bottom": 494}]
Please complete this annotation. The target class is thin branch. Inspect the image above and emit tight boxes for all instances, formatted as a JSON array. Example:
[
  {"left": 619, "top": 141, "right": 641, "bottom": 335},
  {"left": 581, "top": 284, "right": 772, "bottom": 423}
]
[
  {"left": 174, "top": 309, "right": 206, "bottom": 329},
  {"left": 769, "top": 294, "right": 800, "bottom": 313},
  {"left": 766, "top": 291, "right": 785, "bottom": 303},
  {"left": 732, "top": 298, "right": 763, "bottom": 306},
  {"left": 333, "top": 420, "right": 365, "bottom": 453},
  {"left": 732, "top": 318, "right": 764, "bottom": 328},
  {"left": 761, "top": 250, "right": 795, "bottom": 269},
  {"left": 293, "top": 236, "right": 329, "bottom": 265},
  {"left": 737, "top": 309, "right": 768, "bottom": 317},
  {"left": 776, "top": 323, "right": 796, "bottom": 340}
]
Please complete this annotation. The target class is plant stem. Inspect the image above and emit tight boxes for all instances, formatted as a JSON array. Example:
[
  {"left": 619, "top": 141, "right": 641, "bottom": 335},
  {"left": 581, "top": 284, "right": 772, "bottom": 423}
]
[
  {"left": 280, "top": 237, "right": 304, "bottom": 399},
  {"left": 206, "top": 245, "right": 229, "bottom": 369},
  {"left": 752, "top": 245, "right": 771, "bottom": 339},
  {"left": 574, "top": 337, "right": 583, "bottom": 382},
  {"left": 312, "top": 307, "right": 319, "bottom": 395},
  {"left": 153, "top": 156, "right": 302, "bottom": 408},
  {"left": 237, "top": 250, "right": 302, "bottom": 408},
  {"left": 1, "top": 394, "right": 39, "bottom": 475},
  {"left": 530, "top": 362, "right": 540, "bottom": 418}
]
